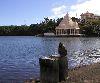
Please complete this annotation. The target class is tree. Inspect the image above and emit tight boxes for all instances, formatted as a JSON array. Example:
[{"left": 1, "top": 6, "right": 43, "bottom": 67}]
[{"left": 79, "top": 18, "right": 100, "bottom": 36}]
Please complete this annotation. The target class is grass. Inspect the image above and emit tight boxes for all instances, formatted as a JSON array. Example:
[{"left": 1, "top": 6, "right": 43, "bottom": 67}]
[{"left": 62, "top": 62, "right": 100, "bottom": 83}]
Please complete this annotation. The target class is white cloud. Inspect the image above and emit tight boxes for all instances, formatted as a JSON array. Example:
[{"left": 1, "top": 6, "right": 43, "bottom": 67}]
[
  {"left": 70, "top": 0, "right": 100, "bottom": 18},
  {"left": 77, "top": 0, "right": 90, "bottom": 3},
  {"left": 49, "top": 5, "right": 67, "bottom": 19},
  {"left": 50, "top": 0, "right": 100, "bottom": 19},
  {"left": 52, "top": 5, "right": 66, "bottom": 15}
]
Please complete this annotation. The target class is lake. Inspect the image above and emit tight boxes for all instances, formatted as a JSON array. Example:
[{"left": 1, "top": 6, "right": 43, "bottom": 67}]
[{"left": 0, "top": 36, "right": 100, "bottom": 83}]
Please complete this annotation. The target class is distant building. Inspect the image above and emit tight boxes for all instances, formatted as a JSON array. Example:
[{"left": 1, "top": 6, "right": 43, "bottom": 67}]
[
  {"left": 80, "top": 11, "right": 100, "bottom": 20},
  {"left": 55, "top": 13, "right": 80, "bottom": 36},
  {"left": 80, "top": 11, "right": 94, "bottom": 20},
  {"left": 94, "top": 15, "right": 100, "bottom": 20}
]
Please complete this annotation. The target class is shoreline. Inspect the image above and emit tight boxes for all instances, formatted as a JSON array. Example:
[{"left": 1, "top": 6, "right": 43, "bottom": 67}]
[
  {"left": 0, "top": 35, "right": 100, "bottom": 38},
  {"left": 25, "top": 62, "right": 100, "bottom": 83},
  {"left": 67, "top": 62, "right": 100, "bottom": 83}
]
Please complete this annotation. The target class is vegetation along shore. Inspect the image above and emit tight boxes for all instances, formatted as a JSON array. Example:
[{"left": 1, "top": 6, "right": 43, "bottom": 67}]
[{"left": 0, "top": 13, "right": 100, "bottom": 37}]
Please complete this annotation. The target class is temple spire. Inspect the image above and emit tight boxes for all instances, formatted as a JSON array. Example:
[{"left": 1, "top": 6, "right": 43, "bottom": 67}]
[{"left": 65, "top": 12, "right": 69, "bottom": 18}]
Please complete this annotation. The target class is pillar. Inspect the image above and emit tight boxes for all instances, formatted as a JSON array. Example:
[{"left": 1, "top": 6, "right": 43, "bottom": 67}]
[
  {"left": 60, "top": 29, "right": 62, "bottom": 35},
  {"left": 61, "top": 29, "right": 63, "bottom": 34},
  {"left": 39, "top": 43, "right": 68, "bottom": 83},
  {"left": 59, "top": 56, "right": 68, "bottom": 81},
  {"left": 62, "top": 29, "right": 64, "bottom": 35},
  {"left": 66, "top": 29, "right": 67, "bottom": 35},
  {"left": 39, "top": 58, "right": 59, "bottom": 83},
  {"left": 58, "top": 30, "right": 60, "bottom": 35},
  {"left": 58, "top": 42, "right": 68, "bottom": 81},
  {"left": 59, "top": 29, "right": 61, "bottom": 35},
  {"left": 74, "top": 29, "right": 75, "bottom": 35},
  {"left": 56, "top": 30, "right": 57, "bottom": 35},
  {"left": 70, "top": 29, "right": 71, "bottom": 35},
  {"left": 39, "top": 56, "right": 68, "bottom": 83}
]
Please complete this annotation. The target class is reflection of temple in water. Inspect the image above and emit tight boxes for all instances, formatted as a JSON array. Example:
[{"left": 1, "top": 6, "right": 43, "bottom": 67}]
[{"left": 55, "top": 13, "right": 80, "bottom": 36}]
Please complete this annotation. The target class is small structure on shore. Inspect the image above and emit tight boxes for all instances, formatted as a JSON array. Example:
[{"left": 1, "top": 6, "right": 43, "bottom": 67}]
[
  {"left": 44, "top": 32, "right": 55, "bottom": 36},
  {"left": 39, "top": 42, "right": 68, "bottom": 83},
  {"left": 55, "top": 13, "right": 80, "bottom": 36}
]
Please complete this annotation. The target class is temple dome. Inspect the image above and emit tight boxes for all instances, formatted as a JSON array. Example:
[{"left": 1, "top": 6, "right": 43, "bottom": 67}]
[{"left": 56, "top": 13, "right": 79, "bottom": 29}]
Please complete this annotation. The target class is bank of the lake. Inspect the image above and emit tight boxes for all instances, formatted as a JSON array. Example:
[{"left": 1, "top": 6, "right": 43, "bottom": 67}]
[
  {"left": 65, "top": 62, "right": 100, "bottom": 83},
  {"left": 25, "top": 62, "right": 100, "bottom": 83}
]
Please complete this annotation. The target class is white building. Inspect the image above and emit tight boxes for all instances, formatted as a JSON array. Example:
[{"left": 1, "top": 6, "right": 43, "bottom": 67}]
[{"left": 55, "top": 13, "right": 80, "bottom": 36}]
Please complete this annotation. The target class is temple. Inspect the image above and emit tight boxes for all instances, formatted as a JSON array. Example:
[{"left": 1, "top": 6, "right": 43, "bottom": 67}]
[{"left": 55, "top": 13, "right": 80, "bottom": 36}]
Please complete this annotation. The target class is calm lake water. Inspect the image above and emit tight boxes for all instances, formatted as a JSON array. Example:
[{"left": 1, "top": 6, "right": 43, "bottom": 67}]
[{"left": 0, "top": 36, "right": 100, "bottom": 83}]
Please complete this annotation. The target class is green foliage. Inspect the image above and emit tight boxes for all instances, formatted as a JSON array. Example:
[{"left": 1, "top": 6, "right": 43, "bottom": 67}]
[
  {"left": 0, "top": 16, "right": 100, "bottom": 37},
  {"left": 0, "top": 25, "right": 30, "bottom": 36},
  {"left": 79, "top": 19, "right": 100, "bottom": 36},
  {"left": 71, "top": 17, "right": 78, "bottom": 22},
  {"left": 0, "top": 17, "right": 63, "bottom": 36}
]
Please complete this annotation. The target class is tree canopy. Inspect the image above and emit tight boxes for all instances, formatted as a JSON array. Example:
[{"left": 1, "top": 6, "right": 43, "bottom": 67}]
[
  {"left": 0, "top": 17, "right": 63, "bottom": 36},
  {"left": 79, "top": 19, "right": 100, "bottom": 36},
  {"left": 0, "top": 17, "right": 100, "bottom": 36}
]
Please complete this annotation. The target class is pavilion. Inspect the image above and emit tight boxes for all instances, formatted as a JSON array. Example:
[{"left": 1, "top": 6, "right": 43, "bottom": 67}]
[{"left": 55, "top": 13, "right": 80, "bottom": 36}]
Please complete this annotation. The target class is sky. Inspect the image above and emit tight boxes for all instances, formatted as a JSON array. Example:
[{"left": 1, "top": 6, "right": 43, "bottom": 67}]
[{"left": 0, "top": 0, "right": 100, "bottom": 25}]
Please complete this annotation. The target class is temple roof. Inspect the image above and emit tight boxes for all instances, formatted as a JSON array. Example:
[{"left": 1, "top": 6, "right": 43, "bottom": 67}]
[{"left": 56, "top": 13, "right": 79, "bottom": 29}]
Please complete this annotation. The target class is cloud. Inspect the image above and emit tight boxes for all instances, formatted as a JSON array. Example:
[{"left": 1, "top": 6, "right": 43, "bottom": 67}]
[
  {"left": 52, "top": 5, "right": 66, "bottom": 15},
  {"left": 77, "top": 0, "right": 90, "bottom": 3},
  {"left": 70, "top": 0, "right": 100, "bottom": 18},
  {"left": 50, "top": 0, "right": 100, "bottom": 19},
  {"left": 49, "top": 5, "right": 67, "bottom": 19}
]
